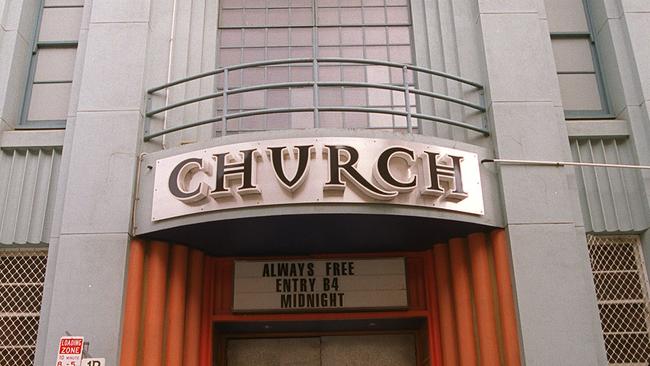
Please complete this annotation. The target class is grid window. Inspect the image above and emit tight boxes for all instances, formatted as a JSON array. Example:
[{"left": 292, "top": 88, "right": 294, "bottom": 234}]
[
  {"left": 216, "top": 0, "right": 415, "bottom": 133},
  {"left": 21, "top": 0, "right": 84, "bottom": 128},
  {"left": 545, "top": 0, "right": 609, "bottom": 118},
  {"left": 587, "top": 235, "right": 650, "bottom": 365},
  {"left": 0, "top": 249, "right": 48, "bottom": 366}
]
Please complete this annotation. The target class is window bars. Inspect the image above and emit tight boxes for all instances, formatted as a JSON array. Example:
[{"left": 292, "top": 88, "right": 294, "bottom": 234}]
[
  {"left": 144, "top": 58, "right": 487, "bottom": 141},
  {"left": 144, "top": 0, "right": 486, "bottom": 142},
  {"left": 0, "top": 248, "right": 48, "bottom": 366},
  {"left": 587, "top": 235, "right": 650, "bottom": 365}
]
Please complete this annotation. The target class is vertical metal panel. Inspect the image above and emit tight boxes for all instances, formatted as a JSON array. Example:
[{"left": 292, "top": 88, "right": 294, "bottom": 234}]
[
  {"left": 0, "top": 148, "right": 61, "bottom": 245},
  {"left": 570, "top": 138, "right": 649, "bottom": 232},
  {"left": 411, "top": 0, "right": 484, "bottom": 142}
]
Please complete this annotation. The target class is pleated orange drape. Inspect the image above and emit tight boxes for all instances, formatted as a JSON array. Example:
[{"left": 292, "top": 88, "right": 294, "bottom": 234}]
[
  {"left": 432, "top": 229, "right": 521, "bottom": 366},
  {"left": 120, "top": 230, "right": 521, "bottom": 366},
  {"left": 119, "top": 240, "right": 205, "bottom": 366}
]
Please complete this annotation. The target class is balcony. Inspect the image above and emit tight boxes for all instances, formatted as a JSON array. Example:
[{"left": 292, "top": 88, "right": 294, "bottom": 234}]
[{"left": 143, "top": 58, "right": 487, "bottom": 144}]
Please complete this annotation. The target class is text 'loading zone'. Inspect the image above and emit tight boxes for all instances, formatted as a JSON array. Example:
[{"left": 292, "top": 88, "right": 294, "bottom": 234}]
[{"left": 151, "top": 138, "right": 484, "bottom": 220}]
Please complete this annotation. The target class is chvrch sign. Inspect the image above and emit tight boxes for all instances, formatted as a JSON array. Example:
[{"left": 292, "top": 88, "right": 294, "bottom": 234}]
[
  {"left": 233, "top": 258, "right": 407, "bottom": 312},
  {"left": 151, "top": 137, "right": 484, "bottom": 221}
]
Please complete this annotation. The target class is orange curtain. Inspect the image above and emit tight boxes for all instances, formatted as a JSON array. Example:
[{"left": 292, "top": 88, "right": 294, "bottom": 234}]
[
  {"left": 432, "top": 229, "right": 521, "bottom": 366},
  {"left": 119, "top": 240, "right": 205, "bottom": 366},
  {"left": 120, "top": 230, "right": 521, "bottom": 366}
]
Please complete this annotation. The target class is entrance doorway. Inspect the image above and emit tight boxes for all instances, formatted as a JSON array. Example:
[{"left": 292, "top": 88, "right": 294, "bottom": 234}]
[
  {"left": 208, "top": 253, "right": 436, "bottom": 366},
  {"left": 226, "top": 334, "right": 417, "bottom": 366}
]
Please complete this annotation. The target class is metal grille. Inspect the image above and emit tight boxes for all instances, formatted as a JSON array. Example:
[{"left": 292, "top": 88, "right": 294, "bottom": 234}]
[
  {"left": 0, "top": 248, "right": 48, "bottom": 366},
  {"left": 587, "top": 235, "right": 650, "bottom": 365}
]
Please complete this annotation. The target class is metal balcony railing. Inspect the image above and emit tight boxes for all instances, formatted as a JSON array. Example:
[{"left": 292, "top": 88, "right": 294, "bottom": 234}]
[{"left": 144, "top": 58, "right": 487, "bottom": 142}]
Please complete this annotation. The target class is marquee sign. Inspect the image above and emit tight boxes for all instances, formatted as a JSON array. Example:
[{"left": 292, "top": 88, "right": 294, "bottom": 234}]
[
  {"left": 233, "top": 258, "right": 407, "bottom": 312},
  {"left": 151, "top": 137, "right": 483, "bottom": 221}
]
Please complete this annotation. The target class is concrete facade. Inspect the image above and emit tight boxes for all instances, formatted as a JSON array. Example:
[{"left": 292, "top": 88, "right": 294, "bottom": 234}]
[{"left": 1, "top": 0, "right": 649, "bottom": 365}]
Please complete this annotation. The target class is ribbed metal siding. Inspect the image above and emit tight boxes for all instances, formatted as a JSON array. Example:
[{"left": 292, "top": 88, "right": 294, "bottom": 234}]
[
  {"left": 0, "top": 148, "right": 62, "bottom": 245},
  {"left": 570, "top": 138, "right": 649, "bottom": 233}
]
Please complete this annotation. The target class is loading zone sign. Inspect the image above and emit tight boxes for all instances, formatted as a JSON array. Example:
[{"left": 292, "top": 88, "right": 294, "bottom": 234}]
[{"left": 56, "top": 336, "right": 84, "bottom": 366}]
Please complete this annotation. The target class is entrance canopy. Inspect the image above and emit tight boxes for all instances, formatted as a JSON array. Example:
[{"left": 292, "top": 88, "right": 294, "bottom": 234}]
[
  {"left": 133, "top": 130, "right": 503, "bottom": 254},
  {"left": 140, "top": 213, "right": 493, "bottom": 256}
]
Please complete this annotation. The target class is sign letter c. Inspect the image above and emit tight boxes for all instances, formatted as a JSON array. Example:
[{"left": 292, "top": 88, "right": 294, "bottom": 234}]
[{"left": 168, "top": 158, "right": 210, "bottom": 202}]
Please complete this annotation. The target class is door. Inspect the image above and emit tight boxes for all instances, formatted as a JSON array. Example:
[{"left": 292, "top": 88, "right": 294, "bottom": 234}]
[{"left": 226, "top": 333, "right": 417, "bottom": 366}]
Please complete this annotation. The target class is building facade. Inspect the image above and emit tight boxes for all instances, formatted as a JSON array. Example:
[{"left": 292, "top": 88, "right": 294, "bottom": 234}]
[{"left": 1, "top": 0, "right": 649, "bottom": 365}]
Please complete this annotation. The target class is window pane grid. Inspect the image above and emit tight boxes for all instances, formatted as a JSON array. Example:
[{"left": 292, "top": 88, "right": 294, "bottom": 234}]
[
  {"left": 217, "top": 0, "right": 414, "bottom": 134},
  {"left": 37, "top": 5, "right": 83, "bottom": 43},
  {"left": 545, "top": 0, "right": 609, "bottom": 116},
  {"left": 587, "top": 235, "right": 650, "bottom": 365},
  {"left": 21, "top": 3, "right": 82, "bottom": 126},
  {"left": 545, "top": 0, "right": 589, "bottom": 33},
  {"left": 219, "top": 2, "right": 410, "bottom": 28}
]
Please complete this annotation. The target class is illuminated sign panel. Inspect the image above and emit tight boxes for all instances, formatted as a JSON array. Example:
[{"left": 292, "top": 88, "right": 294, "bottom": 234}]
[
  {"left": 233, "top": 258, "right": 407, "bottom": 312},
  {"left": 151, "top": 137, "right": 484, "bottom": 221}
]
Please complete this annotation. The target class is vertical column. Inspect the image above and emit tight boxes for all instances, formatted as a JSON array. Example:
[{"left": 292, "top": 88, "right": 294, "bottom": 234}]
[
  {"left": 165, "top": 245, "right": 189, "bottom": 366},
  {"left": 143, "top": 242, "right": 170, "bottom": 366},
  {"left": 183, "top": 249, "right": 205, "bottom": 366},
  {"left": 38, "top": 0, "right": 151, "bottom": 364},
  {"left": 618, "top": 0, "right": 650, "bottom": 179},
  {"left": 199, "top": 258, "right": 216, "bottom": 365},
  {"left": 448, "top": 238, "right": 477, "bottom": 366},
  {"left": 491, "top": 229, "right": 521, "bottom": 366},
  {"left": 119, "top": 239, "right": 146, "bottom": 366},
  {"left": 425, "top": 249, "right": 443, "bottom": 366},
  {"left": 468, "top": 233, "right": 500, "bottom": 365},
  {"left": 617, "top": 2, "right": 650, "bottom": 268},
  {"left": 409, "top": 0, "right": 485, "bottom": 141},
  {"left": 154, "top": 0, "right": 218, "bottom": 148},
  {"left": 117, "top": 242, "right": 207, "bottom": 366},
  {"left": 477, "top": 1, "right": 607, "bottom": 364},
  {"left": 432, "top": 244, "right": 459, "bottom": 366}
]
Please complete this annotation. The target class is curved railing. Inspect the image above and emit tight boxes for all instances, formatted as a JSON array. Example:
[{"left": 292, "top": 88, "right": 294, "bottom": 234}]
[{"left": 144, "top": 58, "right": 487, "bottom": 142}]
